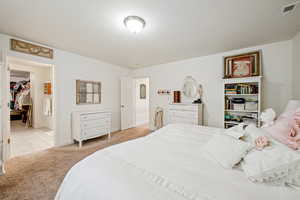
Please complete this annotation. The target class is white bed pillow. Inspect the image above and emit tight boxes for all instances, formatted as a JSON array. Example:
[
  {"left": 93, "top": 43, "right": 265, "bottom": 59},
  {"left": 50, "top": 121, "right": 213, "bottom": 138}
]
[
  {"left": 225, "top": 124, "right": 245, "bottom": 139},
  {"left": 242, "top": 139, "right": 300, "bottom": 186},
  {"left": 202, "top": 134, "right": 251, "bottom": 169}
]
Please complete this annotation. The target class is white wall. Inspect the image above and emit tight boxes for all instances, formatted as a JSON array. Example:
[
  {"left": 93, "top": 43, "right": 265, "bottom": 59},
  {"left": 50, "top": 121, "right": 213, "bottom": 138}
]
[
  {"left": 0, "top": 33, "right": 130, "bottom": 146},
  {"left": 9, "top": 63, "right": 53, "bottom": 129},
  {"left": 292, "top": 31, "right": 300, "bottom": 99},
  {"left": 0, "top": 32, "right": 296, "bottom": 148},
  {"left": 134, "top": 78, "right": 149, "bottom": 126},
  {"left": 132, "top": 40, "right": 293, "bottom": 130}
]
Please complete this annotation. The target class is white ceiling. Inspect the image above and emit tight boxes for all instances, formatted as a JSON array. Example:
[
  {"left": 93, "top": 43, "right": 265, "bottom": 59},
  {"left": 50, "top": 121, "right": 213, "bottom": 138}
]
[{"left": 0, "top": 0, "right": 299, "bottom": 68}]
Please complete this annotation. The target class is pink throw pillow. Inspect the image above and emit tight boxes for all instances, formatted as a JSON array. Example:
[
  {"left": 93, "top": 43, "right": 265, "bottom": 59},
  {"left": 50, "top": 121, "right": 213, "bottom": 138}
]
[
  {"left": 279, "top": 100, "right": 300, "bottom": 119},
  {"left": 264, "top": 108, "right": 300, "bottom": 150}
]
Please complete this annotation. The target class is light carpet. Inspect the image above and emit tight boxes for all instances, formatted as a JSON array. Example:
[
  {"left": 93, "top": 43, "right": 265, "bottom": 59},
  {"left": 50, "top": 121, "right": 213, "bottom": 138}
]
[{"left": 0, "top": 125, "right": 150, "bottom": 200}]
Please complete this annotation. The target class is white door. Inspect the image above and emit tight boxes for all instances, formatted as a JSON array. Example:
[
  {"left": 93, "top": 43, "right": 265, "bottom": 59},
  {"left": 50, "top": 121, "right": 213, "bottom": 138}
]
[
  {"left": 120, "top": 77, "right": 133, "bottom": 130},
  {"left": 0, "top": 50, "right": 11, "bottom": 173}
]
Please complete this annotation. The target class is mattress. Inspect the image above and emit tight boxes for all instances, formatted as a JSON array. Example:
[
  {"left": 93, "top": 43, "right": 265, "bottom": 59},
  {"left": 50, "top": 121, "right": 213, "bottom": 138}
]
[{"left": 55, "top": 124, "right": 300, "bottom": 200}]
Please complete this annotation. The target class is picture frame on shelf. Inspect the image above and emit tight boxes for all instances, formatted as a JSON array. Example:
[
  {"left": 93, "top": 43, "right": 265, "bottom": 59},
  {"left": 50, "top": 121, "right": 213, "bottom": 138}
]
[{"left": 223, "top": 51, "right": 261, "bottom": 79}]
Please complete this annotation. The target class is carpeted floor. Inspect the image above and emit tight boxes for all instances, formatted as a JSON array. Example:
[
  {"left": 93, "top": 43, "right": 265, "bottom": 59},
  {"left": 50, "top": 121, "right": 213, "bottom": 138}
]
[{"left": 0, "top": 125, "right": 150, "bottom": 200}]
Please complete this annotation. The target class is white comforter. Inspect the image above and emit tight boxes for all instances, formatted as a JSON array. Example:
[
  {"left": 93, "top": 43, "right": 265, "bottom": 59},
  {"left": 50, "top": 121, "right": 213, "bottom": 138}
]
[{"left": 55, "top": 124, "right": 300, "bottom": 200}]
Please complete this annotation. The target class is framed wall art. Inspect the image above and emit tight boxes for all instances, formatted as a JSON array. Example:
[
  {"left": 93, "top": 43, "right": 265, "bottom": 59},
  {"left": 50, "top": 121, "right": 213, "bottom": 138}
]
[
  {"left": 10, "top": 39, "right": 54, "bottom": 59},
  {"left": 76, "top": 80, "right": 101, "bottom": 105},
  {"left": 223, "top": 51, "right": 261, "bottom": 79}
]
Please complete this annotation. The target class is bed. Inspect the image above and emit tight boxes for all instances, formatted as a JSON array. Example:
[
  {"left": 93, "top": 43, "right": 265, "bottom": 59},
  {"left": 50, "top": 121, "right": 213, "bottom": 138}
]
[{"left": 55, "top": 124, "right": 300, "bottom": 200}]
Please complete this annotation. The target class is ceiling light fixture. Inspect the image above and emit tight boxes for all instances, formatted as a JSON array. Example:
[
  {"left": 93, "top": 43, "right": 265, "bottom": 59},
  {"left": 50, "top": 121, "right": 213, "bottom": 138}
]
[
  {"left": 282, "top": 1, "right": 300, "bottom": 15},
  {"left": 123, "top": 16, "right": 146, "bottom": 34}
]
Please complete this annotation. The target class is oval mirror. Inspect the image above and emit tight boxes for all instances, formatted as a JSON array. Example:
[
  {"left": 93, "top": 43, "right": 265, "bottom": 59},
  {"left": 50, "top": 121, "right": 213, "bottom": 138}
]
[{"left": 182, "top": 76, "right": 199, "bottom": 98}]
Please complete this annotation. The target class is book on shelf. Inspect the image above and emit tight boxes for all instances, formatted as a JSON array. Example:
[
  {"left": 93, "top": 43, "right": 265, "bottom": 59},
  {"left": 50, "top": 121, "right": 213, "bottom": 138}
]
[{"left": 225, "top": 83, "right": 258, "bottom": 94}]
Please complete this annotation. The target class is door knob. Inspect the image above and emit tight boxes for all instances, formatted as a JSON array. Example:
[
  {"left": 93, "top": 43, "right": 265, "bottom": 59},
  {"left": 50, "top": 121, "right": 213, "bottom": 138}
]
[{"left": 121, "top": 105, "right": 125, "bottom": 108}]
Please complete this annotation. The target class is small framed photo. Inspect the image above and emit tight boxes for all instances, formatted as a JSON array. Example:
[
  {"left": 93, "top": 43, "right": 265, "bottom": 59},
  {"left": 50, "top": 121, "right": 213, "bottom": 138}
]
[{"left": 223, "top": 51, "right": 261, "bottom": 79}]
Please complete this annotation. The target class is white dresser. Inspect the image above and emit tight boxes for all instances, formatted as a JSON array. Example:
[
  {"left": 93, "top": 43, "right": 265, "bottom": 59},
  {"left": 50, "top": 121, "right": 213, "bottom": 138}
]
[
  {"left": 72, "top": 110, "right": 111, "bottom": 147},
  {"left": 167, "top": 103, "right": 203, "bottom": 125}
]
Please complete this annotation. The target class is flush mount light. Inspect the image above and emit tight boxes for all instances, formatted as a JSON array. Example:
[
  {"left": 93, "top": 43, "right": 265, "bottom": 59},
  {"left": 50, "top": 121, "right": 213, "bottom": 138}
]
[
  {"left": 123, "top": 16, "right": 146, "bottom": 34},
  {"left": 282, "top": 1, "right": 299, "bottom": 15}
]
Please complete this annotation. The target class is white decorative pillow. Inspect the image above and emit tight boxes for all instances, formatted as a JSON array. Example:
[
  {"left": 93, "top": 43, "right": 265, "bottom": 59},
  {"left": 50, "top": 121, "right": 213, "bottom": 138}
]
[
  {"left": 260, "top": 108, "right": 276, "bottom": 128},
  {"left": 244, "top": 124, "right": 268, "bottom": 144},
  {"left": 202, "top": 134, "right": 251, "bottom": 169},
  {"left": 225, "top": 124, "right": 245, "bottom": 139},
  {"left": 242, "top": 140, "right": 300, "bottom": 186}
]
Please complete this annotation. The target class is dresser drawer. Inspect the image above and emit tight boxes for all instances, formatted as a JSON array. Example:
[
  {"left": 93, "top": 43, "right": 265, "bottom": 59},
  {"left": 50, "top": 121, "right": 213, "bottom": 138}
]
[
  {"left": 168, "top": 105, "right": 198, "bottom": 111},
  {"left": 81, "top": 119, "right": 109, "bottom": 129},
  {"left": 80, "top": 113, "right": 111, "bottom": 121},
  {"left": 169, "top": 110, "right": 197, "bottom": 119},
  {"left": 169, "top": 116, "right": 198, "bottom": 124},
  {"left": 82, "top": 126, "right": 108, "bottom": 138}
]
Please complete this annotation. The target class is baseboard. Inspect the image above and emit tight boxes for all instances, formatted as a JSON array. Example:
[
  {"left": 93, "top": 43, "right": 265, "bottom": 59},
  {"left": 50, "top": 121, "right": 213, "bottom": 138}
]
[
  {"left": 0, "top": 162, "right": 5, "bottom": 175},
  {"left": 135, "top": 121, "right": 148, "bottom": 126},
  {"left": 55, "top": 140, "right": 75, "bottom": 147},
  {"left": 55, "top": 128, "right": 121, "bottom": 148}
]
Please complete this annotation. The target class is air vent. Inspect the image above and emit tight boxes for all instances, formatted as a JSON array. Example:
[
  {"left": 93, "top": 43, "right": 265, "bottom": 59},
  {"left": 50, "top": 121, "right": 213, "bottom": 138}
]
[{"left": 282, "top": 1, "right": 299, "bottom": 15}]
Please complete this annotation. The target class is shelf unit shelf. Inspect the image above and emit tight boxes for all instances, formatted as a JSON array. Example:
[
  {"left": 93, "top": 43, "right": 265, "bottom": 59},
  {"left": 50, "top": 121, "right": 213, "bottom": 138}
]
[
  {"left": 223, "top": 76, "right": 262, "bottom": 129},
  {"left": 225, "top": 109, "right": 258, "bottom": 113},
  {"left": 225, "top": 94, "right": 258, "bottom": 96},
  {"left": 224, "top": 121, "right": 240, "bottom": 125}
]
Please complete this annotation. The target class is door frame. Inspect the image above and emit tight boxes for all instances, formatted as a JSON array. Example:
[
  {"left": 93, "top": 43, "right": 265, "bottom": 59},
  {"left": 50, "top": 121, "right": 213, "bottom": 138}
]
[
  {"left": 0, "top": 50, "right": 10, "bottom": 174},
  {"left": 120, "top": 76, "right": 134, "bottom": 130},
  {"left": 1, "top": 54, "right": 58, "bottom": 173}
]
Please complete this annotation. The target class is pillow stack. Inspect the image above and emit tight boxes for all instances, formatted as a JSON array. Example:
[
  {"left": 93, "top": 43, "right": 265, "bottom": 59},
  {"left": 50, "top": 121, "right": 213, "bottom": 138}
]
[
  {"left": 242, "top": 125, "right": 300, "bottom": 186},
  {"left": 264, "top": 101, "right": 300, "bottom": 150},
  {"left": 203, "top": 124, "right": 300, "bottom": 187}
]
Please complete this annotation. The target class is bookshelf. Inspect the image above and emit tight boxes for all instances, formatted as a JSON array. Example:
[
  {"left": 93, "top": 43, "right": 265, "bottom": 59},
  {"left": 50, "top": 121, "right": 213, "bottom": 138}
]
[{"left": 223, "top": 76, "right": 262, "bottom": 129}]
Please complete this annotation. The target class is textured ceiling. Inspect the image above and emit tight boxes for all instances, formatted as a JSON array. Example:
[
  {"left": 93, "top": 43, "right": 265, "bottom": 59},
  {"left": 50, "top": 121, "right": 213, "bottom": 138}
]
[{"left": 0, "top": 0, "right": 299, "bottom": 68}]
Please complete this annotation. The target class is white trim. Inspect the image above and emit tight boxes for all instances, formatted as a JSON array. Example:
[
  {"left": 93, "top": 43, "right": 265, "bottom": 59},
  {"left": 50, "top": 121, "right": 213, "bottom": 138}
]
[
  {"left": 223, "top": 76, "right": 262, "bottom": 84},
  {"left": 1, "top": 54, "right": 58, "bottom": 170}
]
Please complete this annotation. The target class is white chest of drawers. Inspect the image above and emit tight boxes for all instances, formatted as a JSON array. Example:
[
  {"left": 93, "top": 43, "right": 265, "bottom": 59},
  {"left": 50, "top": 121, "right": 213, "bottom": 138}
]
[
  {"left": 72, "top": 110, "right": 111, "bottom": 147},
  {"left": 167, "top": 104, "right": 203, "bottom": 125}
]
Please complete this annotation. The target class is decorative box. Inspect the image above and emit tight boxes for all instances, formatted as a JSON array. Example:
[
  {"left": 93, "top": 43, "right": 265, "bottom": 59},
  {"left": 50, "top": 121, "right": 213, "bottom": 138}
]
[
  {"left": 233, "top": 103, "right": 245, "bottom": 111},
  {"left": 245, "top": 101, "right": 258, "bottom": 111}
]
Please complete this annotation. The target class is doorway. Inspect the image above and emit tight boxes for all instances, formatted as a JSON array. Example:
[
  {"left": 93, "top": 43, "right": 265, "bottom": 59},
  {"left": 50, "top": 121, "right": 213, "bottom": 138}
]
[
  {"left": 133, "top": 77, "right": 149, "bottom": 127},
  {"left": 8, "top": 57, "right": 55, "bottom": 157},
  {"left": 120, "top": 77, "right": 150, "bottom": 130}
]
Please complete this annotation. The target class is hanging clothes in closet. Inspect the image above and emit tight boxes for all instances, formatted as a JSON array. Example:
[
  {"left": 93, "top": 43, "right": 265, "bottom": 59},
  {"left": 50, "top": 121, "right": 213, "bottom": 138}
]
[{"left": 10, "top": 81, "right": 33, "bottom": 127}]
